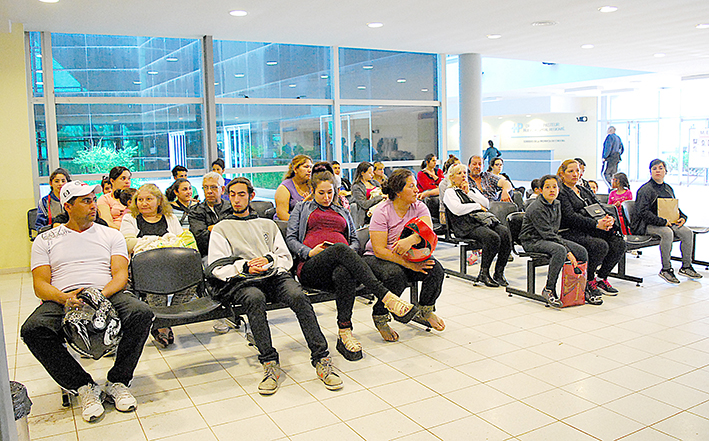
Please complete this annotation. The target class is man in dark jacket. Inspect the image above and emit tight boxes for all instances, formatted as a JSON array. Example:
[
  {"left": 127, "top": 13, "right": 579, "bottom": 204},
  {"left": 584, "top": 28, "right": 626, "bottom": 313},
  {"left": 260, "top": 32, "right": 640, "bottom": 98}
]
[
  {"left": 633, "top": 159, "right": 702, "bottom": 284},
  {"left": 602, "top": 126, "right": 624, "bottom": 189},
  {"left": 189, "top": 171, "right": 231, "bottom": 257}
]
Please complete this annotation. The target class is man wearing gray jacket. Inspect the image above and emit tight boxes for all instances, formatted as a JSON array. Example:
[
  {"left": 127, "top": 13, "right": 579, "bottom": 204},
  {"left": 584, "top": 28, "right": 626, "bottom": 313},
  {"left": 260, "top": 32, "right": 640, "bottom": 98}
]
[{"left": 207, "top": 177, "right": 342, "bottom": 395}]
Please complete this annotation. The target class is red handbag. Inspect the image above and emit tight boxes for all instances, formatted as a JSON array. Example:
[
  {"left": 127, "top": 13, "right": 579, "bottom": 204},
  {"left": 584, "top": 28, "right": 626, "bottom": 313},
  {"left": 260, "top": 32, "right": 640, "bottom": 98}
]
[{"left": 561, "top": 262, "right": 587, "bottom": 307}]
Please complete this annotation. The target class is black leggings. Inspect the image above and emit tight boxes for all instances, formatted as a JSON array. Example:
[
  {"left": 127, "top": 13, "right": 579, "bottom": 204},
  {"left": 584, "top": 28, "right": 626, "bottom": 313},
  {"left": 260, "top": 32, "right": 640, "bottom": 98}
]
[
  {"left": 466, "top": 224, "right": 512, "bottom": 274},
  {"left": 561, "top": 229, "right": 625, "bottom": 280},
  {"left": 299, "top": 243, "right": 390, "bottom": 328}
]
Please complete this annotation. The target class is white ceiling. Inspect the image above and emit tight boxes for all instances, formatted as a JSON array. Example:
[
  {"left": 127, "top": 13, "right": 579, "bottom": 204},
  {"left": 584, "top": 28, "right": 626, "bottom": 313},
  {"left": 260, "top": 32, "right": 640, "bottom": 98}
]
[{"left": 4, "top": 0, "right": 709, "bottom": 77}]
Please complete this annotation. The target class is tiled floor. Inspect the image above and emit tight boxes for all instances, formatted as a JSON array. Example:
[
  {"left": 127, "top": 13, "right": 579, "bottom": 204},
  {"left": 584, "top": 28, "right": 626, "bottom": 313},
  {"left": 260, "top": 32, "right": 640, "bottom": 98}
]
[{"left": 3, "top": 242, "right": 709, "bottom": 440}]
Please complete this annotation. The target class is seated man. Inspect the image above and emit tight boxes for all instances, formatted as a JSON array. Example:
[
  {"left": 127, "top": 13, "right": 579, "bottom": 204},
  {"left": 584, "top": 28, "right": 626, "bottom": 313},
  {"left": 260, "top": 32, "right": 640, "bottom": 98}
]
[
  {"left": 208, "top": 177, "right": 343, "bottom": 395},
  {"left": 467, "top": 155, "right": 513, "bottom": 203},
  {"left": 189, "top": 171, "right": 231, "bottom": 257},
  {"left": 21, "top": 181, "right": 154, "bottom": 422}
]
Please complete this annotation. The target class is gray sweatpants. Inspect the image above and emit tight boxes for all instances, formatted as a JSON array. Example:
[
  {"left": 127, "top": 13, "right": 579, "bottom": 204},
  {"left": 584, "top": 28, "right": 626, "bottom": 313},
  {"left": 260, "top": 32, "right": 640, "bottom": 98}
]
[{"left": 646, "top": 224, "right": 694, "bottom": 270}]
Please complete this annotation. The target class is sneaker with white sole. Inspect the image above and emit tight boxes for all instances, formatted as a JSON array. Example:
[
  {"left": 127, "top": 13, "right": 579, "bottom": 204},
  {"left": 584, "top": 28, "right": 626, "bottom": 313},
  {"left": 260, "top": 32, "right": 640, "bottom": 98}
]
[
  {"left": 258, "top": 361, "right": 282, "bottom": 395},
  {"left": 595, "top": 278, "right": 619, "bottom": 295},
  {"left": 542, "top": 288, "right": 562, "bottom": 308},
  {"left": 77, "top": 383, "right": 104, "bottom": 422},
  {"left": 105, "top": 381, "right": 137, "bottom": 412},
  {"left": 679, "top": 266, "right": 703, "bottom": 280},
  {"left": 315, "top": 357, "right": 343, "bottom": 390},
  {"left": 659, "top": 268, "right": 680, "bottom": 284}
]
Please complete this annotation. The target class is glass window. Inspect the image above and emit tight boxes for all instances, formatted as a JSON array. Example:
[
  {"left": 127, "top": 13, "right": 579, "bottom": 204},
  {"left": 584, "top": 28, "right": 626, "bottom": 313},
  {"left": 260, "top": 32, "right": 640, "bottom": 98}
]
[
  {"left": 34, "top": 104, "right": 48, "bottom": 176},
  {"left": 51, "top": 33, "right": 202, "bottom": 97},
  {"left": 339, "top": 48, "right": 437, "bottom": 100},
  {"left": 55, "top": 103, "right": 204, "bottom": 174},
  {"left": 215, "top": 104, "right": 331, "bottom": 178},
  {"left": 213, "top": 41, "right": 331, "bottom": 99},
  {"left": 28, "top": 32, "right": 43, "bottom": 98},
  {"left": 340, "top": 106, "right": 438, "bottom": 162}
]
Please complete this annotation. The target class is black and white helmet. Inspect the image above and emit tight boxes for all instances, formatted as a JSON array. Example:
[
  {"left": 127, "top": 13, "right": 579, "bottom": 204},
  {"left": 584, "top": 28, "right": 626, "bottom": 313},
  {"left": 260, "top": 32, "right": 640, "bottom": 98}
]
[{"left": 62, "top": 287, "right": 122, "bottom": 360}]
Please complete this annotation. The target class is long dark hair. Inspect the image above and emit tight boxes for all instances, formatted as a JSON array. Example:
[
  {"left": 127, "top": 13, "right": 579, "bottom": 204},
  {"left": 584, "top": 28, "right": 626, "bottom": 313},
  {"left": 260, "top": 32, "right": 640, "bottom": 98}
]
[
  {"left": 354, "top": 161, "right": 373, "bottom": 184},
  {"left": 166, "top": 178, "right": 190, "bottom": 202},
  {"left": 612, "top": 172, "right": 630, "bottom": 190},
  {"left": 382, "top": 169, "right": 413, "bottom": 200},
  {"left": 421, "top": 153, "right": 436, "bottom": 170},
  {"left": 487, "top": 157, "right": 503, "bottom": 172}
]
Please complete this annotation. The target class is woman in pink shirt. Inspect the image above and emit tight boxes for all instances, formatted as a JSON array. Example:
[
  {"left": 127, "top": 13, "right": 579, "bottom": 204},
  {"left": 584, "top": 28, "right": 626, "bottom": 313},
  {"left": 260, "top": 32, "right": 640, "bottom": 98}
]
[
  {"left": 97, "top": 166, "right": 132, "bottom": 229},
  {"left": 363, "top": 169, "right": 445, "bottom": 342}
]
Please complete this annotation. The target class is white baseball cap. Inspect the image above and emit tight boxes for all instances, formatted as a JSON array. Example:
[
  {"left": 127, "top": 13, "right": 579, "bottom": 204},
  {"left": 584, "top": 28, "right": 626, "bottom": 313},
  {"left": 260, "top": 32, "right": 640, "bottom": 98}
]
[{"left": 60, "top": 181, "right": 101, "bottom": 205}]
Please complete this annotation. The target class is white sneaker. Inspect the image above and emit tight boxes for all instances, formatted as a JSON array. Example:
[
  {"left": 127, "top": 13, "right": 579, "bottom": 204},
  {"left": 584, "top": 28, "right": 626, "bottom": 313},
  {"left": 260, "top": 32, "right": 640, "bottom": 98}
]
[
  {"left": 77, "top": 383, "right": 104, "bottom": 422},
  {"left": 105, "top": 381, "right": 137, "bottom": 412}
]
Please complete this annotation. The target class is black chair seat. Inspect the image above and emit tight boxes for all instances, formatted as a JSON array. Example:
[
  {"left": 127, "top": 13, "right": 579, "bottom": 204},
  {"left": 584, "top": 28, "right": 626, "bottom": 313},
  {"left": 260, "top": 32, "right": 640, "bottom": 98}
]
[
  {"left": 152, "top": 297, "right": 224, "bottom": 320},
  {"left": 625, "top": 235, "right": 661, "bottom": 248}
]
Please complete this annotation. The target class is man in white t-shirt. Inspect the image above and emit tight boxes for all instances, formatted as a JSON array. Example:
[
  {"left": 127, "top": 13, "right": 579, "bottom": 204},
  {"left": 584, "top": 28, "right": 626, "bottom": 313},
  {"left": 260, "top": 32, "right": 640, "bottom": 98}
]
[{"left": 21, "top": 181, "right": 154, "bottom": 423}]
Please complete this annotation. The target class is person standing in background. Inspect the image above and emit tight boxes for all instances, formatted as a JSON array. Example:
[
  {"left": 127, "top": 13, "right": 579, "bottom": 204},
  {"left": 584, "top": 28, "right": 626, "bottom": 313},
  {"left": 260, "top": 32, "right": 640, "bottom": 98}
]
[
  {"left": 482, "top": 140, "right": 501, "bottom": 169},
  {"left": 602, "top": 126, "right": 624, "bottom": 190}
]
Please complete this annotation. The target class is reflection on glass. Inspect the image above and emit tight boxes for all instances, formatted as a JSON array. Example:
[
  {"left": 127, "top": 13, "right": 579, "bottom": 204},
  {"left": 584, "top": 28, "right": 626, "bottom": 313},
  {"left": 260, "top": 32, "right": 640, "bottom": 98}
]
[
  {"left": 29, "top": 32, "right": 44, "bottom": 98},
  {"left": 213, "top": 41, "right": 331, "bottom": 99},
  {"left": 340, "top": 106, "right": 438, "bottom": 162},
  {"left": 55, "top": 103, "right": 204, "bottom": 174},
  {"left": 339, "top": 48, "right": 437, "bottom": 100},
  {"left": 51, "top": 33, "right": 202, "bottom": 97},
  {"left": 34, "top": 104, "right": 48, "bottom": 176}
]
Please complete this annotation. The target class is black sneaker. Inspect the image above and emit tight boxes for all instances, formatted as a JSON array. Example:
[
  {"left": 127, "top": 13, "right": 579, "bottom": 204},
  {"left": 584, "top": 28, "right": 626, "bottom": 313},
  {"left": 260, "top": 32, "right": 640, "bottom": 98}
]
[
  {"left": 584, "top": 285, "right": 603, "bottom": 305},
  {"left": 679, "top": 266, "right": 703, "bottom": 280},
  {"left": 542, "top": 288, "right": 562, "bottom": 308},
  {"left": 595, "top": 278, "right": 619, "bottom": 295},
  {"left": 659, "top": 268, "right": 680, "bottom": 284}
]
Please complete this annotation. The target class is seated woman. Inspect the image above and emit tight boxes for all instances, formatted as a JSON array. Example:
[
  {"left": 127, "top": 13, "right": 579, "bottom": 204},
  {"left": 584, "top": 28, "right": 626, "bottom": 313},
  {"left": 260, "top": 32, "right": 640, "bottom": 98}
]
[
  {"left": 363, "top": 169, "right": 445, "bottom": 342},
  {"left": 443, "top": 163, "right": 511, "bottom": 287},
  {"left": 438, "top": 155, "right": 461, "bottom": 223},
  {"left": 557, "top": 159, "right": 625, "bottom": 304},
  {"left": 519, "top": 175, "right": 589, "bottom": 307},
  {"left": 351, "top": 161, "right": 384, "bottom": 226},
  {"left": 488, "top": 157, "right": 516, "bottom": 190},
  {"left": 416, "top": 153, "right": 444, "bottom": 199},
  {"left": 35, "top": 167, "right": 71, "bottom": 231},
  {"left": 373, "top": 161, "right": 388, "bottom": 187},
  {"left": 286, "top": 170, "right": 418, "bottom": 360},
  {"left": 166, "top": 178, "right": 196, "bottom": 228},
  {"left": 274, "top": 155, "right": 313, "bottom": 221},
  {"left": 98, "top": 166, "right": 132, "bottom": 229},
  {"left": 120, "top": 184, "right": 186, "bottom": 348},
  {"left": 633, "top": 159, "right": 702, "bottom": 283}
]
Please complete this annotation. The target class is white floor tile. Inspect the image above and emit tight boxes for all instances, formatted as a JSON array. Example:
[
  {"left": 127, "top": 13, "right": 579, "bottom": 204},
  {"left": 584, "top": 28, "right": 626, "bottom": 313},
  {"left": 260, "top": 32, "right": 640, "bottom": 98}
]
[
  {"left": 347, "top": 408, "right": 423, "bottom": 441},
  {"left": 563, "top": 406, "right": 644, "bottom": 440},
  {"left": 651, "top": 411, "right": 709, "bottom": 440},
  {"left": 478, "top": 401, "right": 555, "bottom": 436},
  {"left": 398, "top": 395, "right": 471, "bottom": 428}
]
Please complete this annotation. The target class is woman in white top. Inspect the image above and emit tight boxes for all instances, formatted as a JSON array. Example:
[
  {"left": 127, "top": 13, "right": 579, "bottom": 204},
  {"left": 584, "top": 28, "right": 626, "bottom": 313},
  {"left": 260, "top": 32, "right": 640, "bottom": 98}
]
[
  {"left": 443, "top": 163, "right": 512, "bottom": 287},
  {"left": 166, "top": 178, "right": 196, "bottom": 228},
  {"left": 120, "top": 184, "right": 185, "bottom": 348}
]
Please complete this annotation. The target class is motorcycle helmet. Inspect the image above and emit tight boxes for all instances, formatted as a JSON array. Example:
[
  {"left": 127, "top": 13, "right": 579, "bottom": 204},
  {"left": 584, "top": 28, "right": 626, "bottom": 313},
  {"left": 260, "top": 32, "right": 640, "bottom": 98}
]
[{"left": 62, "top": 287, "right": 122, "bottom": 360}]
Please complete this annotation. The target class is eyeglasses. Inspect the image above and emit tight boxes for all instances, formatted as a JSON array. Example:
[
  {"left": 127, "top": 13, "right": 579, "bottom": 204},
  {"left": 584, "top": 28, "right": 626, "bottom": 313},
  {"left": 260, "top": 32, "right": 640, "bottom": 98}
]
[{"left": 203, "top": 185, "right": 220, "bottom": 192}]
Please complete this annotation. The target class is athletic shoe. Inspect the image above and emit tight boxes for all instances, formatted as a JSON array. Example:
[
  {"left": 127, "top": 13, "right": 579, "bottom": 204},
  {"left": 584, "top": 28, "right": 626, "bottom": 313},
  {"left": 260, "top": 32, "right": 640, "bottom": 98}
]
[
  {"left": 595, "top": 278, "right": 619, "bottom": 295},
  {"left": 659, "top": 268, "right": 680, "bottom": 284},
  {"left": 584, "top": 284, "right": 603, "bottom": 305},
  {"left": 315, "top": 357, "right": 343, "bottom": 391},
  {"left": 679, "top": 266, "right": 703, "bottom": 280},
  {"left": 542, "top": 288, "right": 562, "bottom": 308},
  {"left": 77, "top": 383, "right": 104, "bottom": 422},
  {"left": 105, "top": 381, "right": 137, "bottom": 412},
  {"left": 258, "top": 361, "right": 282, "bottom": 395}
]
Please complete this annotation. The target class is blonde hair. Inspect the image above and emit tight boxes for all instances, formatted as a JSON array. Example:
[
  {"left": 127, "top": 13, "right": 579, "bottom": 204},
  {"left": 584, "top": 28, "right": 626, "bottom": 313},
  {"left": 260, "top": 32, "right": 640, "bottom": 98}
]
[
  {"left": 557, "top": 159, "right": 579, "bottom": 178},
  {"left": 129, "top": 184, "right": 173, "bottom": 218},
  {"left": 446, "top": 163, "right": 468, "bottom": 189},
  {"left": 284, "top": 155, "right": 312, "bottom": 180}
]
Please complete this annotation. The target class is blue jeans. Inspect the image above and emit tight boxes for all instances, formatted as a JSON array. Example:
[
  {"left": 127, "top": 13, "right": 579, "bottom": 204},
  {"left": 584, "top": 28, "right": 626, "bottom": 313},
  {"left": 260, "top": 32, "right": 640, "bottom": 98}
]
[
  {"left": 21, "top": 291, "right": 154, "bottom": 392},
  {"left": 224, "top": 272, "right": 329, "bottom": 365}
]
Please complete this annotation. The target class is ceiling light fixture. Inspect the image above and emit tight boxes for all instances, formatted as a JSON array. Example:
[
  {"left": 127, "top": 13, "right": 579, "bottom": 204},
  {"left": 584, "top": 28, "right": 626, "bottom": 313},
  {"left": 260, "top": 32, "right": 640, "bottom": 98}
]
[
  {"left": 526, "top": 114, "right": 532, "bottom": 117},
  {"left": 147, "top": 71, "right": 158, "bottom": 75},
  {"left": 288, "top": 84, "right": 296, "bottom": 88},
  {"left": 397, "top": 78, "right": 406, "bottom": 83},
  {"left": 531, "top": 21, "right": 558, "bottom": 27},
  {"left": 486, "top": 34, "right": 502, "bottom": 39},
  {"left": 367, "top": 22, "right": 384, "bottom": 28},
  {"left": 133, "top": 81, "right": 141, "bottom": 85},
  {"left": 581, "top": 44, "right": 594, "bottom": 49},
  {"left": 357, "top": 85, "right": 367, "bottom": 90},
  {"left": 38, "top": 0, "right": 59, "bottom": 3},
  {"left": 166, "top": 57, "right": 178, "bottom": 62},
  {"left": 320, "top": 75, "right": 329, "bottom": 79},
  {"left": 363, "top": 65, "right": 374, "bottom": 70},
  {"left": 421, "top": 88, "right": 429, "bottom": 92},
  {"left": 234, "top": 73, "right": 245, "bottom": 78},
  {"left": 266, "top": 61, "right": 278, "bottom": 66},
  {"left": 696, "top": 23, "right": 709, "bottom": 29},
  {"left": 654, "top": 53, "right": 666, "bottom": 58},
  {"left": 229, "top": 10, "right": 248, "bottom": 17},
  {"left": 214, "top": 82, "right": 219, "bottom": 86},
  {"left": 598, "top": 6, "right": 618, "bottom": 13}
]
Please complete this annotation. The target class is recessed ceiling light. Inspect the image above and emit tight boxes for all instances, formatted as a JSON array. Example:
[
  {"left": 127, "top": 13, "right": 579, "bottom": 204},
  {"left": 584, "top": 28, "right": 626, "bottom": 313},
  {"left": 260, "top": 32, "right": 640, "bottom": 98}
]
[
  {"left": 486, "top": 34, "right": 502, "bottom": 39},
  {"left": 363, "top": 65, "right": 374, "bottom": 70},
  {"left": 531, "top": 21, "right": 558, "bottom": 27},
  {"left": 266, "top": 61, "right": 278, "bottom": 66},
  {"left": 598, "top": 5, "right": 618, "bottom": 13},
  {"left": 39, "top": 0, "right": 59, "bottom": 3},
  {"left": 234, "top": 73, "right": 245, "bottom": 78},
  {"left": 397, "top": 78, "right": 406, "bottom": 83},
  {"left": 421, "top": 88, "right": 429, "bottom": 92},
  {"left": 214, "top": 82, "right": 219, "bottom": 86},
  {"left": 166, "top": 57, "right": 178, "bottom": 62},
  {"left": 288, "top": 84, "right": 296, "bottom": 88},
  {"left": 654, "top": 53, "right": 666, "bottom": 58},
  {"left": 498, "top": 117, "right": 503, "bottom": 119},
  {"left": 147, "top": 71, "right": 158, "bottom": 75},
  {"left": 526, "top": 114, "right": 532, "bottom": 117},
  {"left": 234, "top": 117, "right": 239, "bottom": 119},
  {"left": 581, "top": 44, "right": 594, "bottom": 49},
  {"left": 367, "top": 22, "right": 384, "bottom": 28},
  {"left": 357, "top": 85, "right": 367, "bottom": 90},
  {"left": 133, "top": 81, "right": 141, "bottom": 85},
  {"left": 113, "top": 119, "right": 119, "bottom": 122},
  {"left": 320, "top": 74, "right": 329, "bottom": 79},
  {"left": 696, "top": 23, "right": 709, "bottom": 29},
  {"left": 229, "top": 10, "right": 248, "bottom": 17}
]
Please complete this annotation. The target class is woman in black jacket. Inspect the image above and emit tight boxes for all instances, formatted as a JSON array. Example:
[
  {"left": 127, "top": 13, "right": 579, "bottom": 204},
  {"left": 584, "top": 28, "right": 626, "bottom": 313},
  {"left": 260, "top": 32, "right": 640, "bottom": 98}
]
[{"left": 557, "top": 159, "right": 625, "bottom": 303}]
